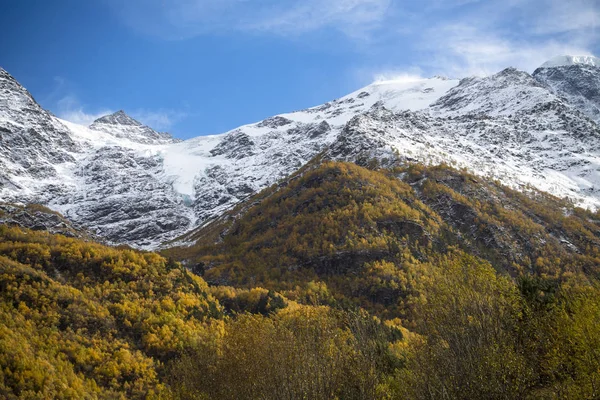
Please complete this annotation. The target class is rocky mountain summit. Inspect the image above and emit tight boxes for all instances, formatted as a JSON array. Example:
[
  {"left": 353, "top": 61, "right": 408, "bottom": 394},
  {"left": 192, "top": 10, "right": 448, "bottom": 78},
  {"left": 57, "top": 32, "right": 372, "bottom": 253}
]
[
  {"left": 1, "top": 56, "right": 599, "bottom": 248},
  {"left": 89, "top": 110, "right": 179, "bottom": 144},
  {"left": 0, "top": 70, "right": 192, "bottom": 247},
  {"left": 0, "top": 68, "right": 78, "bottom": 192}
]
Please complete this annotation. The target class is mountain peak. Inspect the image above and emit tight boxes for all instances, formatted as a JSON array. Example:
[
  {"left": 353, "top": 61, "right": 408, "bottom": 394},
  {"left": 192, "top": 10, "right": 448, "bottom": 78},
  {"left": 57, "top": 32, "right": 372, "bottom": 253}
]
[
  {"left": 539, "top": 55, "right": 600, "bottom": 69},
  {"left": 0, "top": 67, "right": 23, "bottom": 87},
  {"left": 91, "top": 110, "right": 142, "bottom": 127},
  {"left": 88, "top": 109, "right": 179, "bottom": 145}
]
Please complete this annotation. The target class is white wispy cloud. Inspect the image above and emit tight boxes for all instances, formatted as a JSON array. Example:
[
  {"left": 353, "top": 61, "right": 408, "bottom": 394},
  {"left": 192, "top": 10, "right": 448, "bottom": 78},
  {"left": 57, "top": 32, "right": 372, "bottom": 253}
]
[
  {"left": 56, "top": 95, "right": 114, "bottom": 126},
  {"left": 419, "top": 23, "right": 595, "bottom": 77},
  {"left": 110, "top": 0, "right": 598, "bottom": 81},
  {"left": 43, "top": 77, "right": 112, "bottom": 125},
  {"left": 371, "top": 67, "right": 425, "bottom": 83},
  {"left": 131, "top": 109, "right": 188, "bottom": 131},
  {"left": 365, "top": 0, "right": 599, "bottom": 80},
  {"left": 108, "top": 0, "right": 392, "bottom": 40},
  {"left": 55, "top": 93, "right": 186, "bottom": 131},
  {"left": 523, "top": 0, "right": 599, "bottom": 35},
  {"left": 248, "top": 0, "right": 392, "bottom": 38}
]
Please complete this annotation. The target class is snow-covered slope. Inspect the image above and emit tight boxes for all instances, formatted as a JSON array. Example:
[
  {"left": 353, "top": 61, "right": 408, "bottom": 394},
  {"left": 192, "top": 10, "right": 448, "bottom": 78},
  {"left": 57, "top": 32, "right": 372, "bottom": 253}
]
[
  {"left": 430, "top": 68, "right": 553, "bottom": 116},
  {"left": 0, "top": 70, "right": 190, "bottom": 247},
  {"left": 0, "top": 68, "right": 82, "bottom": 203},
  {"left": 327, "top": 65, "right": 600, "bottom": 211},
  {"left": 1, "top": 57, "right": 600, "bottom": 248},
  {"left": 54, "top": 119, "right": 193, "bottom": 247},
  {"left": 0, "top": 68, "right": 459, "bottom": 248},
  {"left": 160, "top": 75, "right": 460, "bottom": 227}
]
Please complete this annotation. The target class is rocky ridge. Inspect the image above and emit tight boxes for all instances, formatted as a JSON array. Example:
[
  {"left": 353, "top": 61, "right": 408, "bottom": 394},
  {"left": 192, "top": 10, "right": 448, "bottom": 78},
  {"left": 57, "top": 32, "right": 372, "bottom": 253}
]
[
  {"left": 0, "top": 203, "right": 97, "bottom": 240},
  {"left": 89, "top": 110, "right": 180, "bottom": 144},
  {"left": 534, "top": 62, "right": 600, "bottom": 124},
  {"left": 0, "top": 58, "right": 599, "bottom": 248}
]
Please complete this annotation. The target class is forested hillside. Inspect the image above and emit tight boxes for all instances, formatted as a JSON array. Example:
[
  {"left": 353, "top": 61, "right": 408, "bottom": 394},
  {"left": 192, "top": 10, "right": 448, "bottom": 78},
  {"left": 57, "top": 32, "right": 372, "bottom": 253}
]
[
  {"left": 1, "top": 161, "right": 600, "bottom": 399},
  {"left": 0, "top": 225, "right": 401, "bottom": 399},
  {"left": 166, "top": 161, "right": 600, "bottom": 318},
  {"left": 0, "top": 225, "right": 222, "bottom": 398}
]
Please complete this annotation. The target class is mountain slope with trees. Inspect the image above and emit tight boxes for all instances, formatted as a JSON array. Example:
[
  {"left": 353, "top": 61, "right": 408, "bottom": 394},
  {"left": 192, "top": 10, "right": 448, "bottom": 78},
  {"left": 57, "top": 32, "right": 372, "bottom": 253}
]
[
  {"left": 2, "top": 166, "right": 600, "bottom": 398},
  {"left": 165, "top": 161, "right": 600, "bottom": 318}
]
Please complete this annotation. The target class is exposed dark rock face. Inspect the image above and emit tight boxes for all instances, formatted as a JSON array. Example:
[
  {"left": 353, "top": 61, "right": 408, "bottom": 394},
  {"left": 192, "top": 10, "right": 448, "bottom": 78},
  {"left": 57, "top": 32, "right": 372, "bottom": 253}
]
[
  {"left": 210, "top": 131, "right": 256, "bottom": 159},
  {"left": 534, "top": 64, "right": 600, "bottom": 123},
  {"left": 256, "top": 116, "right": 293, "bottom": 128},
  {"left": 0, "top": 68, "right": 78, "bottom": 190},
  {"left": 0, "top": 203, "right": 97, "bottom": 240}
]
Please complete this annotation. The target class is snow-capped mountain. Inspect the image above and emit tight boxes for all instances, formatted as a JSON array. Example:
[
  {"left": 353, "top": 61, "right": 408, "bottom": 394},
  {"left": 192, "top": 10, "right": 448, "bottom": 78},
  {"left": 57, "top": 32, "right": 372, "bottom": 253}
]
[
  {"left": 0, "top": 69, "right": 191, "bottom": 247},
  {"left": 89, "top": 110, "right": 180, "bottom": 144},
  {"left": 0, "top": 68, "right": 79, "bottom": 192},
  {"left": 332, "top": 68, "right": 600, "bottom": 208},
  {"left": 164, "top": 75, "right": 460, "bottom": 229},
  {"left": 1, "top": 56, "right": 600, "bottom": 248},
  {"left": 534, "top": 55, "right": 600, "bottom": 124}
]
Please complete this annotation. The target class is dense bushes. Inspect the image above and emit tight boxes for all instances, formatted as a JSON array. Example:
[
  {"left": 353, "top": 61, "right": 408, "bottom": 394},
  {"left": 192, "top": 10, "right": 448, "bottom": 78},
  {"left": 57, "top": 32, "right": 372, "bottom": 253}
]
[
  {"left": 393, "top": 252, "right": 534, "bottom": 399},
  {"left": 164, "top": 249, "right": 600, "bottom": 400},
  {"left": 168, "top": 306, "right": 400, "bottom": 400}
]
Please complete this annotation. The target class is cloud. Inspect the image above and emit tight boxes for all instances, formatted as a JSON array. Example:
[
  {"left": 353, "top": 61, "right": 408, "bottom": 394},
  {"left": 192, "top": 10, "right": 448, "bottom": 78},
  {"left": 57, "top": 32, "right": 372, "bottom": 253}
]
[
  {"left": 41, "top": 77, "right": 112, "bottom": 125},
  {"left": 522, "top": 0, "right": 599, "bottom": 35},
  {"left": 55, "top": 94, "right": 186, "bottom": 131},
  {"left": 442, "top": 0, "right": 596, "bottom": 73},
  {"left": 372, "top": 69, "right": 425, "bottom": 84},
  {"left": 108, "top": 0, "right": 392, "bottom": 40},
  {"left": 45, "top": 76, "right": 187, "bottom": 130},
  {"left": 56, "top": 95, "right": 113, "bottom": 126},
  {"left": 361, "top": 0, "right": 599, "bottom": 80},
  {"left": 419, "top": 24, "right": 595, "bottom": 77},
  {"left": 130, "top": 109, "right": 188, "bottom": 131},
  {"left": 107, "top": 0, "right": 599, "bottom": 80},
  {"left": 248, "top": 0, "right": 392, "bottom": 38}
]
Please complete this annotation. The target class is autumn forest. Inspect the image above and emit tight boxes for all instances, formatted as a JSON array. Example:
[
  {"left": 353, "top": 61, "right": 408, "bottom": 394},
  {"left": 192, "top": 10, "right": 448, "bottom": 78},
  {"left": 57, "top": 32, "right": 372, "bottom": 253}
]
[{"left": 1, "top": 161, "right": 600, "bottom": 399}]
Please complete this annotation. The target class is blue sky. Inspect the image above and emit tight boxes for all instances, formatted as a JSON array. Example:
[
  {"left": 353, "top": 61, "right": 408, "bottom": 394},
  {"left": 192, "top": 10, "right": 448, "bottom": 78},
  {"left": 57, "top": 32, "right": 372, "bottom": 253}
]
[{"left": 1, "top": 0, "right": 598, "bottom": 139}]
